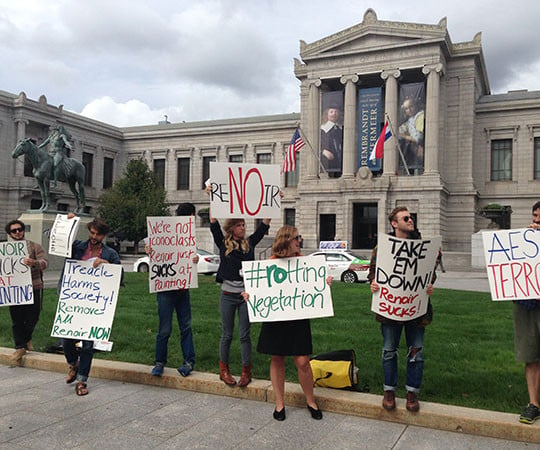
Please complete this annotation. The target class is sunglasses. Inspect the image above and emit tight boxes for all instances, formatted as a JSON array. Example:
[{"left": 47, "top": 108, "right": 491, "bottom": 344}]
[
  {"left": 293, "top": 235, "right": 302, "bottom": 241},
  {"left": 9, "top": 227, "right": 24, "bottom": 233},
  {"left": 402, "top": 216, "right": 412, "bottom": 223}
]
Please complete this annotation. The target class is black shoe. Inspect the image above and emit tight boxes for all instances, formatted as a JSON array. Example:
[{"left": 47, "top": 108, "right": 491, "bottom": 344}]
[
  {"left": 520, "top": 403, "right": 540, "bottom": 424},
  {"left": 273, "top": 407, "right": 286, "bottom": 421},
  {"left": 307, "top": 404, "right": 323, "bottom": 420}
]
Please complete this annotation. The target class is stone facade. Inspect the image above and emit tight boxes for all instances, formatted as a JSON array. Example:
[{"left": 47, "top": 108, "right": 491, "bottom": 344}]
[{"left": 1, "top": 9, "right": 540, "bottom": 261}]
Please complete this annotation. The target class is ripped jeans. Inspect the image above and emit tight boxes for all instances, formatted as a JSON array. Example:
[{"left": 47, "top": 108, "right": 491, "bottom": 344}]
[{"left": 381, "top": 321, "right": 425, "bottom": 393}]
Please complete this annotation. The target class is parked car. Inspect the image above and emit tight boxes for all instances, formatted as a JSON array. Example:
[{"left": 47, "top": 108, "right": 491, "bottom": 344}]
[
  {"left": 309, "top": 250, "right": 370, "bottom": 283},
  {"left": 133, "top": 248, "right": 220, "bottom": 274}
]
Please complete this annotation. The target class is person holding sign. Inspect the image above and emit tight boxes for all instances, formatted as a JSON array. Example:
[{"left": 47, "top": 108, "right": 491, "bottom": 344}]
[
  {"left": 60, "top": 215, "right": 121, "bottom": 396},
  {"left": 210, "top": 214, "right": 271, "bottom": 387},
  {"left": 368, "top": 207, "right": 435, "bottom": 412},
  {"left": 5, "top": 219, "right": 49, "bottom": 363},
  {"left": 514, "top": 202, "right": 540, "bottom": 424},
  {"left": 254, "top": 226, "right": 329, "bottom": 421}
]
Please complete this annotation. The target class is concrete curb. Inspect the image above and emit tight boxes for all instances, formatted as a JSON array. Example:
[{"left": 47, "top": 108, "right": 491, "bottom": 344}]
[{"left": 1, "top": 347, "right": 539, "bottom": 444}]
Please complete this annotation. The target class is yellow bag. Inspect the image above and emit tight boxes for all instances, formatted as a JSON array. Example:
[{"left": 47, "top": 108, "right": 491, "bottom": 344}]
[{"left": 310, "top": 349, "right": 357, "bottom": 389}]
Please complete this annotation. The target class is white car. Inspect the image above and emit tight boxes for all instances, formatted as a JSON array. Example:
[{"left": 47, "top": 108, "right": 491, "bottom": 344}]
[
  {"left": 133, "top": 248, "right": 220, "bottom": 274},
  {"left": 309, "top": 250, "right": 370, "bottom": 283}
]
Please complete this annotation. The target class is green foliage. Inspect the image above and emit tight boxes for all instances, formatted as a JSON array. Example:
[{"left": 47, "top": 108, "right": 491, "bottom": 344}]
[
  {"left": 98, "top": 159, "right": 169, "bottom": 248},
  {"left": 0, "top": 275, "right": 526, "bottom": 413}
]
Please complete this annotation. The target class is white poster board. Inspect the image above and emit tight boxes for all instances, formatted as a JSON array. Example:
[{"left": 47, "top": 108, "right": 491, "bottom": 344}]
[
  {"left": 209, "top": 162, "right": 281, "bottom": 219},
  {"left": 371, "top": 234, "right": 440, "bottom": 321},
  {"left": 0, "top": 241, "right": 33, "bottom": 307},
  {"left": 482, "top": 228, "right": 540, "bottom": 301},
  {"left": 147, "top": 216, "right": 198, "bottom": 293},
  {"left": 49, "top": 214, "right": 80, "bottom": 257},
  {"left": 51, "top": 260, "right": 122, "bottom": 342},
  {"left": 242, "top": 255, "right": 333, "bottom": 322}
]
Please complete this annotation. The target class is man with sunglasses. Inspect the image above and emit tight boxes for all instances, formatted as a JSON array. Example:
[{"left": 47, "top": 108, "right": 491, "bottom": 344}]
[
  {"left": 368, "top": 206, "right": 434, "bottom": 413},
  {"left": 4, "top": 219, "right": 49, "bottom": 363}
]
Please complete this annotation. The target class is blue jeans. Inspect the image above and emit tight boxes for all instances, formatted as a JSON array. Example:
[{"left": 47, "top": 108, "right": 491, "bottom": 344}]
[
  {"left": 155, "top": 290, "right": 195, "bottom": 367},
  {"left": 62, "top": 339, "right": 94, "bottom": 382},
  {"left": 381, "top": 321, "right": 425, "bottom": 393},
  {"left": 219, "top": 292, "right": 251, "bottom": 366}
]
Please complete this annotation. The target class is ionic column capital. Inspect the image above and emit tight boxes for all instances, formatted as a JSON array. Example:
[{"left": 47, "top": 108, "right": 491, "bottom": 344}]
[
  {"left": 340, "top": 74, "right": 359, "bottom": 85},
  {"left": 381, "top": 69, "right": 401, "bottom": 80},
  {"left": 422, "top": 63, "right": 444, "bottom": 76}
]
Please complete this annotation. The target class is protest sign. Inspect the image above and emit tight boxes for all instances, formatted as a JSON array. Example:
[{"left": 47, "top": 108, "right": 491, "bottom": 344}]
[
  {"left": 0, "top": 241, "right": 33, "bottom": 307},
  {"left": 209, "top": 162, "right": 281, "bottom": 219},
  {"left": 371, "top": 234, "right": 440, "bottom": 321},
  {"left": 51, "top": 260, "right": 122, "bottom": 341},
  {"left": 242, "top": 255, "right": 333, "bottom": 322},
  {"left": 482, "top": 228, "right": 540, "bottom": 301},
  {"left": 147, "top": 216, "right": 198, "bottom": 293},
  {"left": 49, "top": 214, "right": 80, "bottom": 257}
]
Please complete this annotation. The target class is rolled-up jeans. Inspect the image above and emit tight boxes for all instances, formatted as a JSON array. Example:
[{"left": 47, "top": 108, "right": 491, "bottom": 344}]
[
  {"left": 381, "top": 321, "right": 425, "bottom": 393},
  {"left": 62, "top": 338, "right": 94, "bottom": 382},
  {"left": 219, "top": 292, "right": 251, "bottom": 366}
]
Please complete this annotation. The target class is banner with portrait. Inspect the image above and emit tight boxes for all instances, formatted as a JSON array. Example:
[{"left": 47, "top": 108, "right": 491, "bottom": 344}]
[
  {"left": 320, "top": 91, "right": 344, "bottom": 175},
  {"left": 398, "top": 82, "right": 426, "bottom": 175},
  {"left": 357, "top": 87, "right": 383, "bottom": 172}
]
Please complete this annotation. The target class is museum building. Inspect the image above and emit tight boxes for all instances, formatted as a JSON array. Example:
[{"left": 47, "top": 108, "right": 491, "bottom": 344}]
[{"left": 1, "top": 9, "right": 540, "bottom": 264}]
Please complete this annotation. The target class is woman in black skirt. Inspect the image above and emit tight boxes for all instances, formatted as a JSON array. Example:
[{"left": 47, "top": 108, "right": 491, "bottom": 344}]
[{"left": 256, "top": 225, "right": 331, "bottom": 421}]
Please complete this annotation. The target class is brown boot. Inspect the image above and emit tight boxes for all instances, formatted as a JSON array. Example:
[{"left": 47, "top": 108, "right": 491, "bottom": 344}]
[
  {"left": 406, "top": 391, "right": 420, "bottom": 412},
  {"left": 26, "top": 341, "right": 34, "bottom": 351},
  {"left": 11, "top": 348, "right": 26, "bottom": 364},
  {"left": 219, "top": 361, "right": 236, "bottom": 386},
  {"left": 237, "top": 364, "right": 252, "bottom": 387}
]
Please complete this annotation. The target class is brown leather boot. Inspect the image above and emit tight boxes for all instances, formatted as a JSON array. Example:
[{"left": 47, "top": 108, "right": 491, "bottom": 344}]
[
  {"left": 219, "top": 361, "right": 236, "bottom": 386},
  {"left": 237, "top": 364, "right": 252, "bottom": 387}
]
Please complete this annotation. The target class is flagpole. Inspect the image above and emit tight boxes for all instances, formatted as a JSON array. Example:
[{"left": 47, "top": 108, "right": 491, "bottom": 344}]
[
  {"left": 297, "top": 124, "right": 328, "bottom": 174},
  {"left": 385, "top": 113, "right": 411, "bottom": 176}
]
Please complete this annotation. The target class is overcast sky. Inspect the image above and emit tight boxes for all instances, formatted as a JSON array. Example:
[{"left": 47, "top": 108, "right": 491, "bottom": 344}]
[{"left": 1, "top": 0, "right": 539, "bottom": 127}]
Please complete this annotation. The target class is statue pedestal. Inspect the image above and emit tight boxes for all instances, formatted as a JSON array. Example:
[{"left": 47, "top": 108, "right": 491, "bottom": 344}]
[
  {"left": 471, "top": 230, "right": 489, "bottom": 269},
  {"left": 19, "top": 212, "right": 92, "bottom": 271}
]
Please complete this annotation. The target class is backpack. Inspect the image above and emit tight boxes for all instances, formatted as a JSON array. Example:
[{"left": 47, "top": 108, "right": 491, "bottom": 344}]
[{"left": 310, "top": 349, "right": 358, "bottom": 390}]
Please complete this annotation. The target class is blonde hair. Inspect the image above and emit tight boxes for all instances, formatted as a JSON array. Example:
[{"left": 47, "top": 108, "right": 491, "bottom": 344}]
[
  {"left": 223, "top": 218, "right": 249, "bottom": 256},
  {"left": 272, "top": 225, "right": 299, "bottom": 258}
]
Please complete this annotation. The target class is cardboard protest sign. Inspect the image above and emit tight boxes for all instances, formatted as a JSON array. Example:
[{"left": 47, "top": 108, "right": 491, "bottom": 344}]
[
  {"left": 482, "top": 228, "right": 540, "bottom": 301},
  {"left": 147, "top": 216, "right": 198, "bottom": 293},
  {"left": 0, "top": 241, "right": 33, "bottom": 307},
  {"left": 242, "top": 255, "right": 333, "bottom": 322},
  {"left": 371, "top": 234, "right": 440, "bottom": 321},
  {"left": 51, "top": 260, "right": 122, "bottom": 341},
  {"left": 49, "top": 214, "right": 80, "bottom": 257},
  {"left": 209, "top": 162, "right": 281, "bottom": 219}
]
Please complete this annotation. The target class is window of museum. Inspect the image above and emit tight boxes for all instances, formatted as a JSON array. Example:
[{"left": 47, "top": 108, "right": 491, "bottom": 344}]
[
  {"left": 202, "top": 156, "right": 216, "bottom": 189},
  {"left": 491, "top": 139, "right": 512, "bottom": 181},
  {"left": 285, "top": 166, "right": 299, "bottom": 187},
  {"left": 177, "top": 158, "right": 190, "bottom": 190},
  {"left": 153, "top": 159, "right": 166, "bottom": 188},
  {"left": 82, "top": 152, "right": 94, "bottom": 187},
  {"left": 534, "top": 137, "right": 540, "bottom": 179},
  {"left": 285, "top": 208, "right": 295, "bottom": 227},
  {"left": 103, "top": 157, "right": 114, "bottom": 189},
  {"left": 257, "top": 153, "right": 271, "bottom": 164},
  {"left": 229, "top": 154, "right": 243, "bottom": 163}
]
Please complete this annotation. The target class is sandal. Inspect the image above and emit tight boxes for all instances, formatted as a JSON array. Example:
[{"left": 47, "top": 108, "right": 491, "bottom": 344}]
[
  {"left": 75, "top": 382, "right": 88, "bottom": 396},
  {"left": 66, "top": 363, "right": 78, "bottom": 384}
]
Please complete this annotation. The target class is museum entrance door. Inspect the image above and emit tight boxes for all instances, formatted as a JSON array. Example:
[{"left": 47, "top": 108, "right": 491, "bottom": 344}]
[{"left": 319, "top": 214, "right": 336, "bottom": 242}]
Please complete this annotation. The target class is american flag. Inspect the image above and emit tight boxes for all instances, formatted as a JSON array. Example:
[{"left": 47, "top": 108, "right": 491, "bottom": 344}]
[{"left": 282, "top": 128, "right": 305, "bottom": 173}]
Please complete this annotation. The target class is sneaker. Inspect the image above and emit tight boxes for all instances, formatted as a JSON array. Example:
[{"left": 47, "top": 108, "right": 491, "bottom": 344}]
[
  {"left": 406, "top": 391, "right": 420, "bottom": 412},
  {"left": 520, "top": 403, "right": 540, "bottom": 424},
  {"left": 177, "top": 362, "right": 193, "bottom": 377},
  {"left": 382, "top": 390, "right": 396, "bottom": 411},
  {"left": 152, "top": 364, "right": 164, "bottom": 377}
]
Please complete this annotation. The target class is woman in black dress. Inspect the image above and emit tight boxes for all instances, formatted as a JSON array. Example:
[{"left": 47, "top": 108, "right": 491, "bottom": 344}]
[{"left": 256, "top": 225, "right": 331, "bottom": 421}]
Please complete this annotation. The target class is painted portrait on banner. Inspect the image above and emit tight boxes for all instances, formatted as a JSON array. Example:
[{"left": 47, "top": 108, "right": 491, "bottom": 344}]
[
  {"left": 398, "top": 82, "right": 425, "bottom": 175},
  {"left": 320, "top": 91, "right": 344, "bottom": 177}
]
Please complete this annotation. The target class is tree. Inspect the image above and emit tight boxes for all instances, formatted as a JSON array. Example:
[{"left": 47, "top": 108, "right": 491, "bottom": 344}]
[{"left": 98, "top": 158, "right": 169, "bottom": 252}]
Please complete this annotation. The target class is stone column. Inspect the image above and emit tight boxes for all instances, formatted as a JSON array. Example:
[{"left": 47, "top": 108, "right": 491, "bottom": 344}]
[
  {"left": 14, "top": 118, "right": 28, "bottom": 176},
  {"left": 306, "top": 80, "right": 321, "bottom": 180},
  {"left": 340, "top": 75, "right": 359, "bottom": 178},
  {"left": 381, "top": 69, "right": 400, "bottom": 175},
  {"left": 422, "top": 63, "right": 443, "bottom": 174}
]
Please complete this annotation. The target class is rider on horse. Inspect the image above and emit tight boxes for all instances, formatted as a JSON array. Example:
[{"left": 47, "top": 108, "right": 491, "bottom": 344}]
[{"left": 38, "top": 125, "right": 73, "bottom": 187}]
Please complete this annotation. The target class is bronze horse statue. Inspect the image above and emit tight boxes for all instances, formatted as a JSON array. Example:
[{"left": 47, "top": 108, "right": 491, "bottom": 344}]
[{"left": 12, "top": 138, "right": 86, "bottom": 213}]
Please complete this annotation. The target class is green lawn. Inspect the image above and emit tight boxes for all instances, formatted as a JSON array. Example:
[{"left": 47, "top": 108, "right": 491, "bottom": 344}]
[{"left": 0, "top": 273, "right": 525, "bottom": 414}]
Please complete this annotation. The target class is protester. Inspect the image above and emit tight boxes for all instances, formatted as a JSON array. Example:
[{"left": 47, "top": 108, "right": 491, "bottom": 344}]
[
  {"left": 210, "top": 213, "right": 271, "bottom": 387},
  {"left": 515, "top": 201, "right": 540, "bottom": 424},
  {"left": 150, "top": 203, "right": 199, "bottom": 377},
  {"left": 60, "top": 214, "right": 121, "bottom": 396},
  {"left": 5, "top": 219, "right": 49, "bottom": 363},
  {"left": 368, "top": 207, "right": 435, "bottom": 412},
  {"left": 254, "top": 225, "right": 331, "bottom": 421}
]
